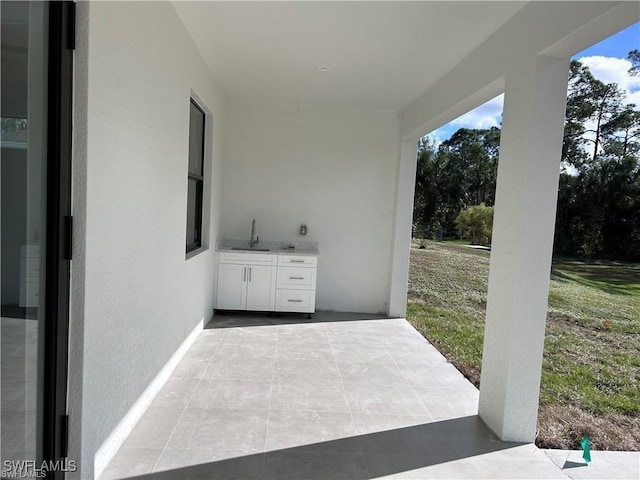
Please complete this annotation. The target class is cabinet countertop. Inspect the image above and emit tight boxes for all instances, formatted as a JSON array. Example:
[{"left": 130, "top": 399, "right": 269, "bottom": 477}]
[{"left": 217, "top": 240, "right": 319, "bottom": 256}]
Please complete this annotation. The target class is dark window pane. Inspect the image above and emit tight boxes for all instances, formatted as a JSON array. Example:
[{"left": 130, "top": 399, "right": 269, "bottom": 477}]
[
  {"left": 188, "top": 101, "right": 204, "bottom": 176},
  {"left": 186, "top": 178, "right": 202, "bottom": 252},
  {"left": 186, "top": 98, "right": 205, "bottom": 254}
]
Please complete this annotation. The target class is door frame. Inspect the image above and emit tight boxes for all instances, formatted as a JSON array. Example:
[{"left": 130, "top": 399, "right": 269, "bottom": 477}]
[{"left": 42, "top": 1, "right": 73, "bottom": 475}]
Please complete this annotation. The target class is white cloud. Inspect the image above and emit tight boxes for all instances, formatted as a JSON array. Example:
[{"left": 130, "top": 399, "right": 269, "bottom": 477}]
[
  {"left": 577, "top": 55, "right": 640, "bottom": 108},
  {"left": 428, "top": 94, "right": 504, "bottom": 144},
  {"left": 449, "top": 94, "right": 504, "bottom": 130}
]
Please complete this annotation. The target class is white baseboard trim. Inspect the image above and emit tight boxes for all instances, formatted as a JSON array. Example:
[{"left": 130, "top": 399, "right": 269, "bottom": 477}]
[{"left": 94, "top": 318, "right": 204, "bottom": 479}]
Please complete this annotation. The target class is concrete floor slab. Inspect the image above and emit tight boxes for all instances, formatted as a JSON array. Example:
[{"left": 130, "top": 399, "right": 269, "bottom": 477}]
[
  {"left": 99, "top": 312, "right": 636, "bottom": 479},
  {"left": 544, "top": 449, "right": 640, "bottom": 480}
]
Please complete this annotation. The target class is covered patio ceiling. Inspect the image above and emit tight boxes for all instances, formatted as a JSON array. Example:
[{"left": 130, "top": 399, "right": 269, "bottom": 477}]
[
  {"left": 173, "top": 1, "right": 636, "bottom": 124},
  {"left": 172, "top": 1, "right": 527, "bottom": 110}
]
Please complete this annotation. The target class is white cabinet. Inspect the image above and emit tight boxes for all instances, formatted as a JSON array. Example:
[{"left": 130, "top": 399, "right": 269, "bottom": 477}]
[
  {"left": 216, "top": 252, "right": 277, "bottom": 311},
  {"left": 245, "top": 265, "right": 276, "bottom": 311},
  {"left": 277, "top": 266, "right": 316, "bottom": 289},
  {"left": 275, "top": 289, "right": 315, "bottom": 312},
  {"left": 216, "top": 250, "right": 318, "bottom": 315},
  {"left": 216, "top": 263, "right": 247, "bottom": 310},
  {"left": 275, "top": 255, "right": 317, "bottom": 314},
  {"left": 277, "top": 255, "right": 317, "bottom": 267}
]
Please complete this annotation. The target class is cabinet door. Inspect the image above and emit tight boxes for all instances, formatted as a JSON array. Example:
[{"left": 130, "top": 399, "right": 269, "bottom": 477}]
[
  {"left": 246, "top": 265, "right": 276, "bottom": 311},
  {"left": 217, "top": 263, "right": 247, "bottom": 310}
]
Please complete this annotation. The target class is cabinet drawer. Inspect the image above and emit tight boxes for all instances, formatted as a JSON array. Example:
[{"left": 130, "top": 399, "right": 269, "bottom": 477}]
[
  {"left": 277, "top": 255, "right": 317, "bottom": 267},
  {"left": 277, "top": 266, "right": 316, "bottom": 289},
  {"left": 218, "top": 251, "right": 276, "bottom": 265},
  {"left": 275, "top": 289, "right": 315, "bottom": 313}
]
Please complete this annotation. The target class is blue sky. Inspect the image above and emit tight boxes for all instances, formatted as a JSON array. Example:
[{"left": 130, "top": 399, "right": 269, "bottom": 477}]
[
  {"left": 429, "top": 22, "right": 640, "bottom": 144},
  {"left": 578, "top": 22, "right": 639, "bottom": 58}
]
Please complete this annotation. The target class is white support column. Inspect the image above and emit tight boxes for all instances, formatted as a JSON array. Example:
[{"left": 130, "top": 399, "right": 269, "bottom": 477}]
[
  {"left": 478, "top": 55, "right": 570, "bottom": 442},
  {"left": 388, "top": 138, "right": 419, "bottom": 317}
]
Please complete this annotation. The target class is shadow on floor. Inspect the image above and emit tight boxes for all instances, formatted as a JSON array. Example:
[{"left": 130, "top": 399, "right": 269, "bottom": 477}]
[
  {"left": 126, "top": 416, "right": 523, "bottom": 479},
  {"left": 206, "top": 311, "right": 390, "bottom": 329}
]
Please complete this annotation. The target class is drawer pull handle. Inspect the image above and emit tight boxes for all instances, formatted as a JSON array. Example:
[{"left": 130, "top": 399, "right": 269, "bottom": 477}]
[
  {"left": 287, "top": 299, "right": 303, "bottom": 303},
  {"left": 290, "top": 260, "right": 305, "bottom": 263},
  {"left": 289, "top": 276, "right": 304, "bottom": 280}
]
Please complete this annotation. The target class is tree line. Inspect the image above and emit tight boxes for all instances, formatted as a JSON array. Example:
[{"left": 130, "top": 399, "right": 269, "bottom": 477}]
[{"left": 413, "top": 51, "right": 640, "bottom": 261}]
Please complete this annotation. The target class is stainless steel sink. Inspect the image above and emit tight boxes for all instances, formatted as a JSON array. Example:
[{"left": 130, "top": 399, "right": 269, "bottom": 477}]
[{"left": 230, "top": 247, "right": 271, "bottom": 252}]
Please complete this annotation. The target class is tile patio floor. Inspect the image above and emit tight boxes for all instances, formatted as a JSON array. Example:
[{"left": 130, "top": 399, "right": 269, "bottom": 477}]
[{"left": 100, "top": 312, "right": 639, "bottom": 479}]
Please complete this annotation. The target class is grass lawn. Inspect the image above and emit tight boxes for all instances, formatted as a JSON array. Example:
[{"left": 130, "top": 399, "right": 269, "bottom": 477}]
[{"left": 407, "top": 241, "right": 640, "bottom": 451}]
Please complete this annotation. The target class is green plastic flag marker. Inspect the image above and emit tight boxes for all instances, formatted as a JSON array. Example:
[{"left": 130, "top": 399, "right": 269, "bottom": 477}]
[{"left": 581, "top": 437, "right": 591, "bottom": 464}]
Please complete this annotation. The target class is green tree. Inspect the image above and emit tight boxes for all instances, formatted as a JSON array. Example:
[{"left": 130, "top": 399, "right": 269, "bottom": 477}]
[
  {"left": 601, "top": 104, "right": 640, "bottom": 160},
  {"left": 0, "top": 117, "right": 28, "bottom": 135},
  {"left": 554, "top": 55, "right": 640, "bottom": 261},
  {"left": 455, "top": 204, "right": 494, "bottom": 246},
  {"left": 563, "top": 61, "right": 594, "bottom": 167},
  {"left": 413, "top": 138, "right": 441, "bottom": 239},
  {"left": 628, "top": 49, "right": 640, "bottom": 76},
  {"left": 412, "top": 56, "right": 639, "bottom": 260},
  {"left": 440, "top": 127, "right": 501, "bottom": 207},
  {"left": 563, "top": 60, "right": 625, "bottom": 167}
]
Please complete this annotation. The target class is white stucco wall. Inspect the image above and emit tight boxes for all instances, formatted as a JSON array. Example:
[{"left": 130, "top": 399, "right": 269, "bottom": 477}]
[
  {"left": 69, "top": 2, "right": 226, "bottom": 478},
  {"left": 223, "top": 100, "right": 400, "bottom": 314}
]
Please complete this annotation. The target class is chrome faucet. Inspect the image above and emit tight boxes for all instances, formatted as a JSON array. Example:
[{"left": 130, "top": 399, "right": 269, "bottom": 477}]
[{"left": 250, "top": 218, "right": 259, "bottom": 247}]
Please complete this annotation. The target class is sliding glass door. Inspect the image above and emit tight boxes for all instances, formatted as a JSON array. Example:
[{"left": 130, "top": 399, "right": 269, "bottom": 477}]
[{"left": 1, "top": 2, "right": 72, "bottom": 477}]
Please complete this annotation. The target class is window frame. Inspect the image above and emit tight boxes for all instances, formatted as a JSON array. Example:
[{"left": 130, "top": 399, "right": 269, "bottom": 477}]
[{"left": 186, "top": 98, "right": 206, "bottom": 254}]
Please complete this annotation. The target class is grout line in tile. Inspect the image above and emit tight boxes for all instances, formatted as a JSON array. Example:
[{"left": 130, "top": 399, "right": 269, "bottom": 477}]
[
  {"left": 382, "top": 321, "right": 472, "bottom": 421},
  {"left": 383, "top": 337, "right": 436, "bottom": 420},
  {"left": 261, "top": 323, "right": 278, "bottom": 479},
  {"left": 326, "top": 321, "right": 371, "bottom": 478},
  {"left": 149, "top": 326, "right": 228, "bottom": 473}
]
